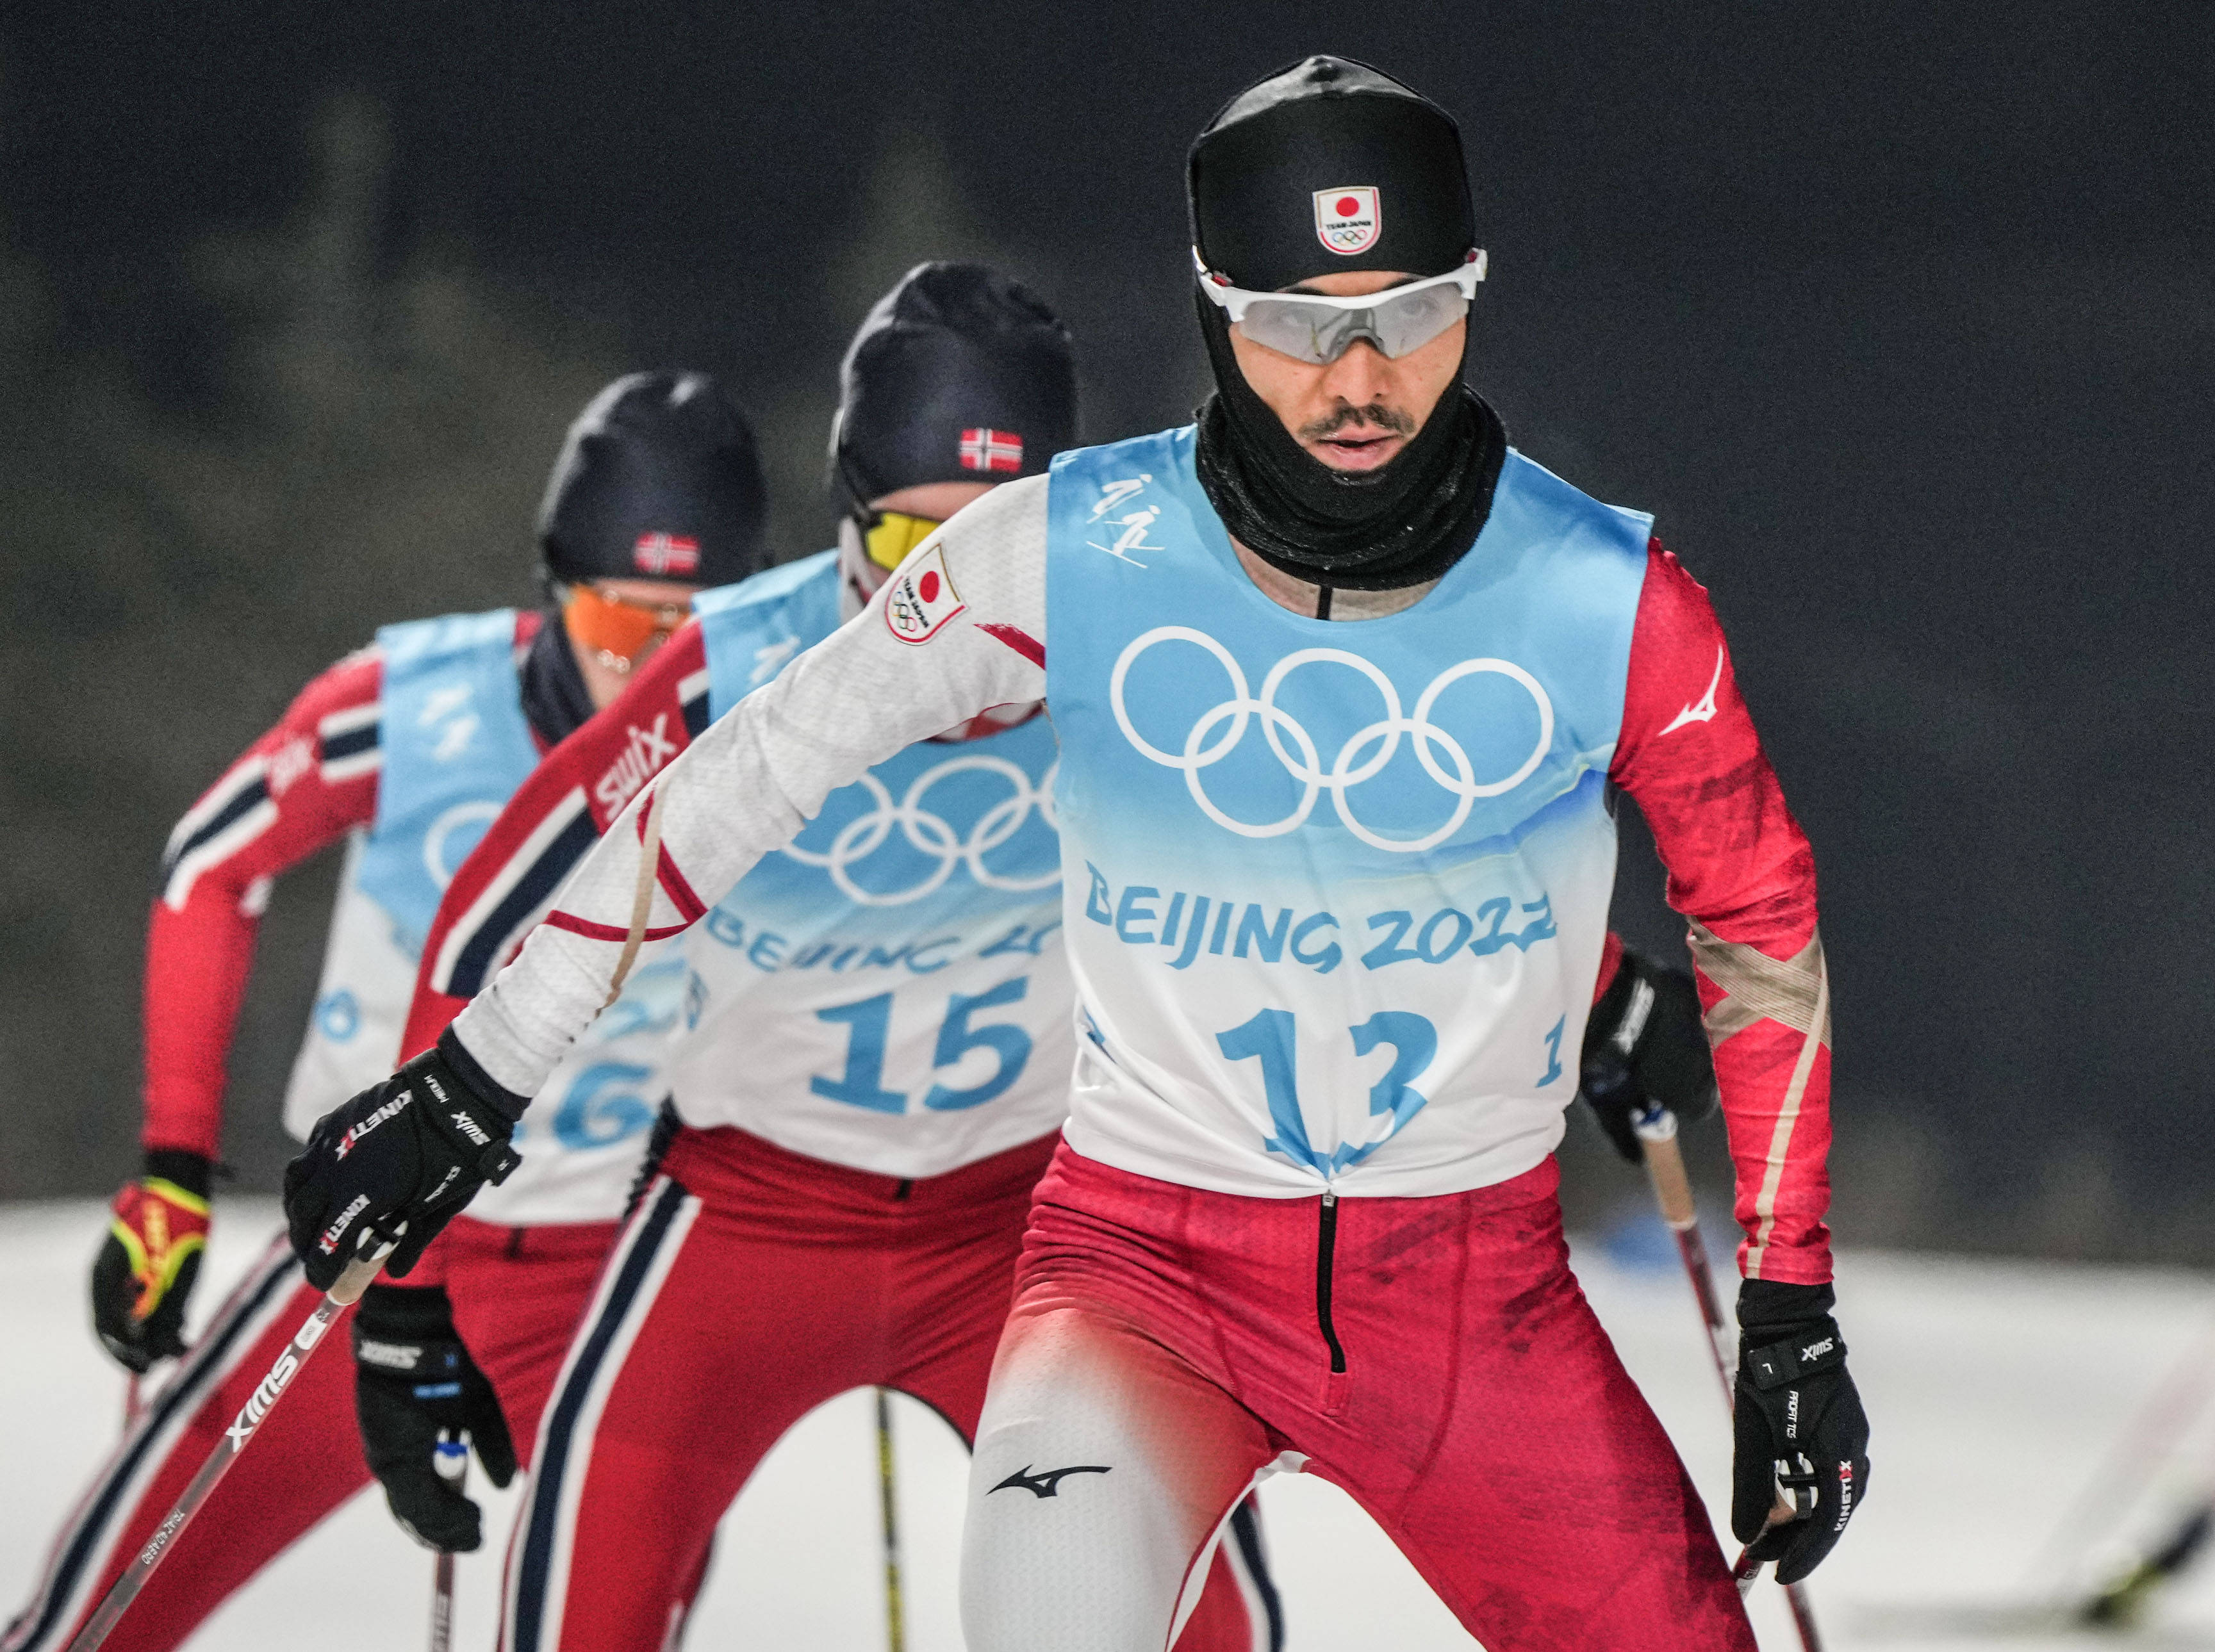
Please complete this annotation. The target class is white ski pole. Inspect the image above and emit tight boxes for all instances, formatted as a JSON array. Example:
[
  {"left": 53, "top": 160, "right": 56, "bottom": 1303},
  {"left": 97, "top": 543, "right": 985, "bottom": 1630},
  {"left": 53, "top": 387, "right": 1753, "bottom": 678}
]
[
  {"left": 63, "top": 1235, "right": 395, "bottom": 1652},
  {"left": 875, "top": 1388, "right": 905, "bottom": 1652},
  {"left": 429, "top": 1434, "right": 468, "bottom": 1652},
  {"left": 2025, "top": 1314, "right": 2215, "bottom": 1587},
  {"left": 1631, "top": 1103, "right": 1825, "bottom": 1652}
]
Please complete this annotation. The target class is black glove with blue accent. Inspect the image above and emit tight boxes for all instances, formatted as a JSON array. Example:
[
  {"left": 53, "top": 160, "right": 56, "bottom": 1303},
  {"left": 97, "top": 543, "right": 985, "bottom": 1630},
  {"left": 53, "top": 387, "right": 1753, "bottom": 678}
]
[
  {"left": 352, "top": 1284, "right": 516, "bottom": 1551},
  {"left": 1579, "top": 940, "right": 1717, "bottom": 1162},
  {"left": 1733, "top": 1279, "right": 1870, "bottom": 1583},
  {"left": 283, "top": 1033, "right": 522, "bottom": 1290}
]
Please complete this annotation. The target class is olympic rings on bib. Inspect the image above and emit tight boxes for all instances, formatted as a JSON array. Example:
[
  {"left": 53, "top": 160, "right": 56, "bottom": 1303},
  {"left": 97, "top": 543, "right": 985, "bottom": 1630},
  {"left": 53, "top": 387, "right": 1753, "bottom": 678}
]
[
  {"left": 1108, "top": 627, "right": 1554, "bottom": 854},
  {"left": 782, "top": 753, "right": 1059, "bottom": 906}
]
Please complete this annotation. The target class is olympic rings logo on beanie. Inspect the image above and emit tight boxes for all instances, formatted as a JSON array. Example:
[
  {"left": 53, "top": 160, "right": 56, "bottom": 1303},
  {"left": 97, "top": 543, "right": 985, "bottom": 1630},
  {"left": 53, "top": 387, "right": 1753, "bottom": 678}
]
[{"left": 1313, "top": 187, "right": 1381, "bottom": 256}]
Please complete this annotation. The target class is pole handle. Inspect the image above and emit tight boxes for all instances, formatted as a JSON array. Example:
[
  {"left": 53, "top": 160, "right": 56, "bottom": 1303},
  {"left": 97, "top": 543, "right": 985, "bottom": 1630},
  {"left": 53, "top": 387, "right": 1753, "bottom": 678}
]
[
  {"left": 329, "top": 1239, "right": 393, "bottom": 1307},
  {"left": 1640, "top": 1122, "right": 1701, "bottom": 1231}
]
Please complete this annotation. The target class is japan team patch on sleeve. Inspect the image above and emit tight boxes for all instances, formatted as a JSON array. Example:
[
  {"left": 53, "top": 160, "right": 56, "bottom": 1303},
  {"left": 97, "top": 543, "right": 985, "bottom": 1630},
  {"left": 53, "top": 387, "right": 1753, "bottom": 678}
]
[{"left": 884, "top": 542, "right": 968, "bottom": 644}]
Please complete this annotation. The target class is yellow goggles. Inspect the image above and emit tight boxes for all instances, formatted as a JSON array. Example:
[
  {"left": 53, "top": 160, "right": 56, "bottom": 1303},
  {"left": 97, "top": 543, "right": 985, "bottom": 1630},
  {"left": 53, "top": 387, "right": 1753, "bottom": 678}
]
[{"left": 857, "top": 510, "right": 943, "bottom": 573}]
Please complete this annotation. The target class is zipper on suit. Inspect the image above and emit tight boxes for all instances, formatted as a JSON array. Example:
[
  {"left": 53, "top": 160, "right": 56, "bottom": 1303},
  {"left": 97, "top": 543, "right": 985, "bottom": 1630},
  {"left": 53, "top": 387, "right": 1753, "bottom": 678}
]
[{"left": 1315, "top": 1190, "right": 1347, "bottom": 1373}]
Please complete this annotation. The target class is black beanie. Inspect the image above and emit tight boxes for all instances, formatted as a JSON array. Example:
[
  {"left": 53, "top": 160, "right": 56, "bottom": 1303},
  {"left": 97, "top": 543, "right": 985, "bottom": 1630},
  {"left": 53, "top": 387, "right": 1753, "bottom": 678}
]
[
  {"left": 1189, "top": 55, "right": 1474, "bottom": 291},
  {"left": 1186, "top": 57, "right": 1503, "bottom": 593},
  {"left": 538, "top": 372, "right": 771, "bottom": 588},
  {"left": 831, "top": 262, "right": 1077, "bottom": 507}
]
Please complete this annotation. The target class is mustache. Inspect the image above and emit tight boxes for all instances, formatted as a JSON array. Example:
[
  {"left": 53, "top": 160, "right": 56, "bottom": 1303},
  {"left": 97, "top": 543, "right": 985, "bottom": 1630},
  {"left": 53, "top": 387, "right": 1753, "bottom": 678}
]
[{"left": 1297, "top": 402, "right": 1417, "bottom": 441}]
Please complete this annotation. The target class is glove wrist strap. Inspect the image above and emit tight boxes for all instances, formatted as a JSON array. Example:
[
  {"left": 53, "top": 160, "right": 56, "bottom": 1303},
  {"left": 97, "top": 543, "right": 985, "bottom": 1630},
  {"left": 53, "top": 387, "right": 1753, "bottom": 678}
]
[{"left": 1742, "top": 1324, "right": 1847, "bottom": 1390}]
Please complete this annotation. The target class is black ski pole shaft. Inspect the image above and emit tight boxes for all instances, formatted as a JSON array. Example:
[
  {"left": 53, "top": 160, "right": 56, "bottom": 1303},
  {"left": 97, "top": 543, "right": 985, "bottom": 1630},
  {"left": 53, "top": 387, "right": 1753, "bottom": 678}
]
[
  {"left": 875, "top": 1387, "right": 905, "bottom": 1652},
  {"left": 63, "top": 1237, "right": 393, "bottom": 1652},
  {"left": 1633, "top": 1104, "right": 1825, "bottom": 1652}
]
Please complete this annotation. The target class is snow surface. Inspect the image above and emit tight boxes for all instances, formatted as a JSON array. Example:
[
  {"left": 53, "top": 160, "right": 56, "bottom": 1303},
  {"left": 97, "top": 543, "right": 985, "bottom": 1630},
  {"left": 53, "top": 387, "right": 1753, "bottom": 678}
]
[{"left": 3, "top": 1198, "right": 2210, "bottom": 1650}]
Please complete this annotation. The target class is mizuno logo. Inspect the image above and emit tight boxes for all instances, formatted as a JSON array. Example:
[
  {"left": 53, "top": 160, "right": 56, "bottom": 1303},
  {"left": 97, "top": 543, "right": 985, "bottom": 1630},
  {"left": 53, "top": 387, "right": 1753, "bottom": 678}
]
[
  {"left": 989, "top": 1463, "right": 1111, "bottom": 1499},
  {"left": 1659, "top": 647, "right": 1724, "bottom": 736}
]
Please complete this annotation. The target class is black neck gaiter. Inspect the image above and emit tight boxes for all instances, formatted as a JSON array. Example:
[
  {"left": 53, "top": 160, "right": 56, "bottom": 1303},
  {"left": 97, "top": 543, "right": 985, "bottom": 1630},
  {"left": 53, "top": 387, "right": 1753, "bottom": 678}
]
[
  {"left": 519, "top": 609, "right": 597, "bottom": 746},
  {"left": 1190, "top": 293, "right": 1506, "bottom": 591}
]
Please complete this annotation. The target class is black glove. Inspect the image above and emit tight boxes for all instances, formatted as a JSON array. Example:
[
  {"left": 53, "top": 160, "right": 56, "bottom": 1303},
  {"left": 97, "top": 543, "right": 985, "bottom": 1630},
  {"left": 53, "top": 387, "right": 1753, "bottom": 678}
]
[
  {"left": 1733, "top": 1279, "right": 1870, "bottom": 1583},
  {"left": 352, "top": 1284, "right": 517, "bottom": 1551},
  {"left": 1579, "top": 942, "right": 1717, "bottom": 1162},
  {"left": 90, "top": 1150, "right": 213, "bottom": 1373},
  {"left": 284, "top": 1033, "right": 522, "bottom": 1291}
]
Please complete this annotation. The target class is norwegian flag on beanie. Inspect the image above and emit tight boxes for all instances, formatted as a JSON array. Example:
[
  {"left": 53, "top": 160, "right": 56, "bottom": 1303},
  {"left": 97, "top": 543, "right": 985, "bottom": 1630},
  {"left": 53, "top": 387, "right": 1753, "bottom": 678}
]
[{"left": 959, "top": 428, "right": 1025, "bottom": 473}]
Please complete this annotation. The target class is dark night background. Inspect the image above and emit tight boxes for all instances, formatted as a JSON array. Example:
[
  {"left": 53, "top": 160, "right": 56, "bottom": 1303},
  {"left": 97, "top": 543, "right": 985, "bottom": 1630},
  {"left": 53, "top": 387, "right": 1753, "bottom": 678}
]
[{"left": 1, "top": 2, "right": 2207, "bottom": 1261}]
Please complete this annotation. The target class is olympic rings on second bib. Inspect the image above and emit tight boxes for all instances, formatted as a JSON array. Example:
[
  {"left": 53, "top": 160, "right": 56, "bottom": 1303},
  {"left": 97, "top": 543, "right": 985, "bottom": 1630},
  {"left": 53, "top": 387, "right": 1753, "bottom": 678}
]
[
  {"left": 780, "top": 753, "right": 1060, "bottom": 906},
  {"left": 1108, "top": 626, "right": 1554, "bottom": 854}
]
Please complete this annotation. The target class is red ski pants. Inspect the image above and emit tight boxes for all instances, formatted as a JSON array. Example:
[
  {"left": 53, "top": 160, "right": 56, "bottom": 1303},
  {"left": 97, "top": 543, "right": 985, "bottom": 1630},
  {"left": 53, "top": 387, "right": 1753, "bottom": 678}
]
[
  {"left": 962, "top": 1145, "right": 1756, "bottom": 1652},
  {"left": 4, "top": 1215, "right": 615, "bottom": 1652},
  {"left": 502, "top": 1124, "right": 1276, "bottom": 1652}
]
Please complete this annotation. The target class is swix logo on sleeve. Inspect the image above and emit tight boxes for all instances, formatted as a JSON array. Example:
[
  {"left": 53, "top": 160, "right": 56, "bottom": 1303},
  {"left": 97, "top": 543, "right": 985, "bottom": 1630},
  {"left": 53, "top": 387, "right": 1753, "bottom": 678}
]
[
  {"left": 448, "top": 1109, "right": 491, "bottom": 1146},
  {"left": 633, "top": 532, "right": 702, "bottom": 575},
  {"left": 1313, "top": 186, "right": 1380, "bottom": 255},
  {"left": 959, "top": 428, "right": 1024, "bottom": 473},
  {"left": 884, "top": 543, "right": 968, "bottom": 644},
  {"left": 595, "top": 712, "right": 678, "bottom": 815},
  {"left": 334, "top": 1093, "right": 412, "bottom": 1159},
  {"left": 1799, "top": 1335, "right": 1836, "bottom": 1364},
  {"left": 267, "top": 735, "right": 315, "bottom": 797}
]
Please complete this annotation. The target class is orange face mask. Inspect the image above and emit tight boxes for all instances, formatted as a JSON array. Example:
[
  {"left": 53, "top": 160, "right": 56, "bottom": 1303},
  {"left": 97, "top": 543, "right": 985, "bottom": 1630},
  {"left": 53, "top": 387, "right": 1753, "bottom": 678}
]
[{"left": 563, "top": 584, "right": 689, "bottom": 674}]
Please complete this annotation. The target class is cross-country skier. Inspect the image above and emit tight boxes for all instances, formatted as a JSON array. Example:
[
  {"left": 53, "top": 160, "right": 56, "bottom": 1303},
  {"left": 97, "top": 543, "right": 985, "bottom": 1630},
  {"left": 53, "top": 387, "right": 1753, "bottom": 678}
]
[
  {"left": 283, "top": 56, "right": 1870, "bottom": 1650},
  {"left": 398, "top": 261, "right": 1277, "bottom": 1651},
  {"left": 4, "top": 373, "right": 766, "bottom": 1652}
]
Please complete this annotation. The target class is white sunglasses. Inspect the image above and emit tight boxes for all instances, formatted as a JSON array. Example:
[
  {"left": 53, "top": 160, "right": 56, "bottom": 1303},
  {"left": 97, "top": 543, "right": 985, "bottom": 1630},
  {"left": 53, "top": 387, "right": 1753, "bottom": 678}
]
[{"left": 1195, "top": 247, "right": 1487, "bottom": 364}]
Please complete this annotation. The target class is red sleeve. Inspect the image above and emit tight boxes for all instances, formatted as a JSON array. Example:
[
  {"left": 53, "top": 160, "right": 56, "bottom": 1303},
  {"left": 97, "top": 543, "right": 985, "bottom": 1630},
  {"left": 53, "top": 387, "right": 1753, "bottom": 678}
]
[
  {"left": 142, "top": 650, "right": 386, "bottom": 1158},
  {"left": 1610, "top": 542, "right": 1832, "bottom": 1284},
  {"left": 401, "top": 622, "right": 711, "bottom": 1057}
]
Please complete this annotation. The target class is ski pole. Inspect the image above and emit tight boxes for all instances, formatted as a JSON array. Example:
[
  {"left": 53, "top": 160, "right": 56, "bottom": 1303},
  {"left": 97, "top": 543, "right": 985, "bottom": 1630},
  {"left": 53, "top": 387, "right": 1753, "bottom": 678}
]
[
  {"left": 875, "top": 1387, "right": 905, "bottom": 1652},
  {"left": 123, "top": 1375, "right": 142, "bottom": 1433},
  {"left": 2081, "top": 1501, "right": 2213, "bottom": 1627},
  {"left": 429, "top": 1435, "right": 468, "bottom": 1652},
  {"left": 1631, "top": 1102, "right": 1825, "bottom": 1652},
  {"left": 64, "top": 1234, "right": 395, "bottom": 1652},
  {"left": 2025, "top": 1314, "right": 2215, "bottom": 1588}
]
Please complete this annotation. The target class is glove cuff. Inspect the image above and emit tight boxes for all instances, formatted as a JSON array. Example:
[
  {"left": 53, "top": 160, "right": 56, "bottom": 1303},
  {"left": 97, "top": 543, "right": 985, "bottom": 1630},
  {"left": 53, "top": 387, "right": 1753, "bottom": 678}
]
[
  {"left": 435, "top": 1028, "right": 529, "bottom": 1123},
  {"left": 354, "top": 1284, "right": 471, "bottom": 1382},
  {"left": 1742, "top": 1324, "right": 1847, "bottom": 1390},
  {"left": 1737, "top": 1277, "right": 1835, "bottom": 1333},
  {"left": 142, "top": 1149, "right": 214, "bottom": 1202},
  {"left": 356, "top": 1283, "right": 459, "bottom": 1341},
  {"left": 404, "top": 1042, "right": 522, "bottom": 1186}
]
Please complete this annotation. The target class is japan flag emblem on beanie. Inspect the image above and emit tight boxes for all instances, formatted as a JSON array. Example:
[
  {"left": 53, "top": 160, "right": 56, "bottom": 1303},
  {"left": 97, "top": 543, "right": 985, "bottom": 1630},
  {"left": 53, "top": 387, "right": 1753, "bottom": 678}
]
[{"left": 1313, "top": 186, "right": 1381, "bottom": 255}]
